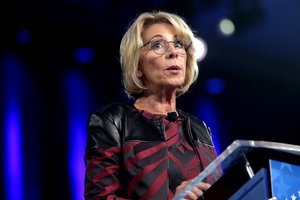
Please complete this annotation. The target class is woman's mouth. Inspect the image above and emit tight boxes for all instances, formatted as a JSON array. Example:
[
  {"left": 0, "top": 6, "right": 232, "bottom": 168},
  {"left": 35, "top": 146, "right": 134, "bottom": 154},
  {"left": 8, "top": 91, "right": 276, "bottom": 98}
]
[{"left": 166, "top": 65, "right": 181, "bottom": 73}]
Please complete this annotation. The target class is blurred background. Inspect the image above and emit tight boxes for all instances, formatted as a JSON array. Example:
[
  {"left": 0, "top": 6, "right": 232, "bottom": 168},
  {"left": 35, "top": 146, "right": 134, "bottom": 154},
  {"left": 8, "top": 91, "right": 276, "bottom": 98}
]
[{"left": 2, "top": 0, "right": 300, "bottom": 199}]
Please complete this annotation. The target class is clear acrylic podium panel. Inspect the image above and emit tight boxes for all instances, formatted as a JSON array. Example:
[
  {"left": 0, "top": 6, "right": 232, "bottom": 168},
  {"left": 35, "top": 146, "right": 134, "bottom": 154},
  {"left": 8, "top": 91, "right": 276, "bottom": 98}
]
[{"left": 173, "top": 140, "right": 300, "bottom": 200}]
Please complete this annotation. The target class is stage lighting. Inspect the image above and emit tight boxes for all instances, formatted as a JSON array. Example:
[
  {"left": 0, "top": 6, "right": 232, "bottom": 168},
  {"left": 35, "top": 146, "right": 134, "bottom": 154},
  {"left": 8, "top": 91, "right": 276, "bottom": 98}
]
[
  {"left": 219, "top": 18, "right": 235, "bottom": 36},
  {"left": 74, "top": 47, "right": 95, "bottom": 64},
  {"left": 194, "top": 37, "right": 208, "bottom": 62}
]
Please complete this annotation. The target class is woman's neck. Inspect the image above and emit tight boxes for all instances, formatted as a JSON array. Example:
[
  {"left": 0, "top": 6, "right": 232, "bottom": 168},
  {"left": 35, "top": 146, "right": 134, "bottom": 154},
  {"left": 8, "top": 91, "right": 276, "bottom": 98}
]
[{"left": 134, "top": 94, "right": 177, "bottom": 115}]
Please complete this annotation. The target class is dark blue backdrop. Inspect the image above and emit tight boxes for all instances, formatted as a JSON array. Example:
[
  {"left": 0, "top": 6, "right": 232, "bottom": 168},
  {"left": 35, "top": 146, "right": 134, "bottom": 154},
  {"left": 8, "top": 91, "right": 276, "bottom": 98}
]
[{"left": 2, "top": 0, "right": 300, "bottom": 199}]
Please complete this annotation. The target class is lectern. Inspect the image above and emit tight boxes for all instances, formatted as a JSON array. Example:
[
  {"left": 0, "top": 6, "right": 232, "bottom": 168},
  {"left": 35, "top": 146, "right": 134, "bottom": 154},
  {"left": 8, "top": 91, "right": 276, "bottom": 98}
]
[{"left": 173, "top": 140, "right": 300, "bottom": 200}]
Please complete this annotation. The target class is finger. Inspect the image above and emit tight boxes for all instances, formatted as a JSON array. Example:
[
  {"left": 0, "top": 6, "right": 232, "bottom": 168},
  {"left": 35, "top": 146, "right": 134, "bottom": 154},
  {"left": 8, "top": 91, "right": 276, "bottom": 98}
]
[
  {"left": 191, "top": 186, "right": 203, "bottom": 197},
  {"left": 183, "top": 187, "right": 204, "bottom": 200},
  {"left": 195, "top": 182, "right": 211, "bottom": 191},
  {"left": 175, "top": 181, "right": 189, "bottom": 191},
  {"left": 186, "top": 190, "right": 200, "bottom": 200}
]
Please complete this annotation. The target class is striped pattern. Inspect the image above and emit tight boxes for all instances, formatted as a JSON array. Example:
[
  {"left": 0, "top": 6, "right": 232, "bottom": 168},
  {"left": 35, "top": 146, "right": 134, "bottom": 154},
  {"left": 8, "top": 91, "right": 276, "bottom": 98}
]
[{"left": 84, "top": 110, "right": 218, "bottom": 200}]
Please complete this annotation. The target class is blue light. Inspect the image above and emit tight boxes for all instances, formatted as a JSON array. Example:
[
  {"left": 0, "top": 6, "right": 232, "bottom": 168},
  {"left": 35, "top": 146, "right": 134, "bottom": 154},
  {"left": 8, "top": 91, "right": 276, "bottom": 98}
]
[
  {"left": 197, "top": 98, "right": 221, "bottom": 155},
  {"left": 4, "top": 104, "right": 23, "bottom": 200},
  {"left": 74, "top": 47, "right": 95, "bottom": 64},
  {"left": 16, "top": 29, "right": 31, "bottom": 45},
  {"left": 204, "top": 77, "right": 225, "bottom": 95},
  {"left": 2, "top": 55, "right": 24, "bottom": 200},
  {"left": 64, "top": 71, "right": 91, "bottom": 200}
]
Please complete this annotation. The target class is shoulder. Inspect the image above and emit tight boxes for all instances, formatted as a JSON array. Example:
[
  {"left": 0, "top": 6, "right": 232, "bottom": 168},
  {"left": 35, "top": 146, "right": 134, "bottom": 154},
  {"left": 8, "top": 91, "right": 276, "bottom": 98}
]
[
  {"left": 92, "top": 102, "right": 134, "bottom": 117},
  {"left": 177, "top": 108, "right": 206, "bottom": 127},
  {"left": 86, "top": 102, "right": 135, "bottom": 148},
  {"left": 88, "top": 102, "right": 134, "bottom": 126},
  {"left": 178, "top": 108, "right": 213, "bottom": 145},
  {"left": 87, "top": 102, "right": 134, "bottom": 130}
]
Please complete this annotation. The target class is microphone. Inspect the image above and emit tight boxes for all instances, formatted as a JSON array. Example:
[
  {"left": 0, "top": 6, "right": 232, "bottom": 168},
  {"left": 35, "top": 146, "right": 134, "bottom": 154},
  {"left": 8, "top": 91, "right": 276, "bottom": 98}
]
[{"left": 166, "top": 112, "right": 178, "bottom": 122}]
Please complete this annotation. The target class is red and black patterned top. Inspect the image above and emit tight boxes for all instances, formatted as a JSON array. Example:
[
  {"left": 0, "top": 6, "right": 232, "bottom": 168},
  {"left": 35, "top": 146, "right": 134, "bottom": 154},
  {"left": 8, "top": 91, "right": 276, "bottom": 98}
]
[
  {"left": 84, "top": 103, "right": 221, "bottom": 200},
  {"left": 140, "top": 110, "right": 202, "bottom": 197}
]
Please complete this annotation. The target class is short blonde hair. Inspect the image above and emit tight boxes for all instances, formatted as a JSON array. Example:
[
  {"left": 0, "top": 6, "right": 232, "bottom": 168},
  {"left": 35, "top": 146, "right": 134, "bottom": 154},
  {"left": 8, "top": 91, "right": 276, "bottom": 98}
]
[{"left": 120, "top": 11, "right": 199, "bottom": 99}]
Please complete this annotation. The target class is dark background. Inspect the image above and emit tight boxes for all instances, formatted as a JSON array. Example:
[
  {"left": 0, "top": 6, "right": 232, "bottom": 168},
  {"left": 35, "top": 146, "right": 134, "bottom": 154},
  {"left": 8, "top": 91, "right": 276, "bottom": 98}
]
[{"left": 1, "top": 0, "right": 300, "bottom": 199}]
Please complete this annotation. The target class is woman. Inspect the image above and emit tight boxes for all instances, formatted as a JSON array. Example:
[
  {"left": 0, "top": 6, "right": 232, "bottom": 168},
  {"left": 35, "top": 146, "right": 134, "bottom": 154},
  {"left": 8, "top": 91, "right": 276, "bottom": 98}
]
[{"left": 84, "top": 11, "right": 221, "bottom": 200}]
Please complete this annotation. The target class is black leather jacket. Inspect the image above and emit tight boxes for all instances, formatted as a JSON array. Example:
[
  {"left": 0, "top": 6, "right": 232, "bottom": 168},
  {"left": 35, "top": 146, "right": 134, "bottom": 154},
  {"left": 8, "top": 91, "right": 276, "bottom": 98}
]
[{"left": 84, "top": 103, "right": 220, "bottom": 200}]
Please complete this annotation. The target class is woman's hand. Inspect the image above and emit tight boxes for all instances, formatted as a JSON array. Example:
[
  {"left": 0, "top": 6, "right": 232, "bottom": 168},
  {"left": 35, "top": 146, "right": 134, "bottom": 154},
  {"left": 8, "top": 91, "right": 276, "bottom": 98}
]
[{"left": 175, "top": 179, "right": 211, "bottom": 200}]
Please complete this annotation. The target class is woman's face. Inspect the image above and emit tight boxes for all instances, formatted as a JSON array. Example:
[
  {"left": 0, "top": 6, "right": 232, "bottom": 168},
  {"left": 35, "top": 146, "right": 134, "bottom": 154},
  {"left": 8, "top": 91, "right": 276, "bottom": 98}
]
[{"left": 138, "top": 23, "right": 187, "bottom": 93}]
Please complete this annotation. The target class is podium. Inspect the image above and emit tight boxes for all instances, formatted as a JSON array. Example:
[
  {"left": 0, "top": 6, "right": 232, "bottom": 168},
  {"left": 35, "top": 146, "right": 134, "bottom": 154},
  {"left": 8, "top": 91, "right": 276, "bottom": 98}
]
[{"left": 173, "top": 140, "right": 300, "bottom": 200}]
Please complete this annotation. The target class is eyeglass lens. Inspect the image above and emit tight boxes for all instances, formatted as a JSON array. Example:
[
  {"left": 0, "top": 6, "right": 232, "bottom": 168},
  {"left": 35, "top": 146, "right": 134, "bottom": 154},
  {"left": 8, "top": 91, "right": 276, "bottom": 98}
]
[{"left": 149, "top": 39, "right": 187, "bottom": 55}]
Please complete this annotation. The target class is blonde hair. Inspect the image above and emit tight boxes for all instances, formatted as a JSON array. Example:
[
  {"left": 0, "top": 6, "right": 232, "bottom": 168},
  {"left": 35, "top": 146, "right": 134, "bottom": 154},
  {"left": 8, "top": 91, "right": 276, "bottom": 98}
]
[{"left": 120, "top": 11, "right": 199, "bottom": 99}]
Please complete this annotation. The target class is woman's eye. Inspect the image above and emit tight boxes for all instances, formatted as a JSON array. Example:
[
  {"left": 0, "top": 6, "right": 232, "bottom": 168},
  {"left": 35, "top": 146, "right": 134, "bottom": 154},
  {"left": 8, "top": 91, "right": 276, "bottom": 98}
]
[
  {"left": 174, "top": 40, "right": 184, "bottom": 48},
  {"left": 151, "top": 40, "right": 164, "bottom": 49}
]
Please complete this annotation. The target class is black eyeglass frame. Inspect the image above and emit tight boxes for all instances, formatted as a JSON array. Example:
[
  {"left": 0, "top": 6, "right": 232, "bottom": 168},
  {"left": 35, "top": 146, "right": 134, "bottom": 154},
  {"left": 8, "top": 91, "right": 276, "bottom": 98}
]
[{"left": 141, "top": 39, "right": 192, "bottom": 55}]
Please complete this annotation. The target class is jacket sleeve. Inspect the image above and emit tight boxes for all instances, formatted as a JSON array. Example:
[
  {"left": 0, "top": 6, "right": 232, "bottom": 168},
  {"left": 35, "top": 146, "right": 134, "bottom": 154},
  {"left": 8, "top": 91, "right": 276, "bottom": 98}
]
[
  {"left": 184, "top": 114, "right": 223, "bottom": 184},
  {"left": 84, "top": 112, "right": 131, "bottom": 200},
  {"left": 194, "top": 121, "right": 223, "bottom": 184}
]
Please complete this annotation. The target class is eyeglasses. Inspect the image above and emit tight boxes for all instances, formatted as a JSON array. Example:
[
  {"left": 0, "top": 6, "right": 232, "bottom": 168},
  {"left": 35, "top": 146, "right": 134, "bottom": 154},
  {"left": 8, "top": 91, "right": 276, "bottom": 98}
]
[{"left": 141, "top": 39, "right": 192, "bottom": 55}]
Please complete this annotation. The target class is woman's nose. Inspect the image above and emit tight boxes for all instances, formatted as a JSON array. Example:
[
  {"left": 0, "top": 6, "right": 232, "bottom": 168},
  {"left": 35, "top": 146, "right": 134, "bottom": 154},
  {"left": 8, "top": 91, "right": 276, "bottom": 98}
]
[{"left": 166, "top": 44, "right": 178, "bottom": 58}]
